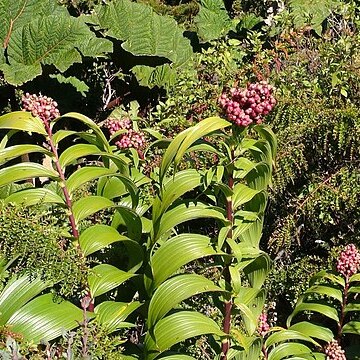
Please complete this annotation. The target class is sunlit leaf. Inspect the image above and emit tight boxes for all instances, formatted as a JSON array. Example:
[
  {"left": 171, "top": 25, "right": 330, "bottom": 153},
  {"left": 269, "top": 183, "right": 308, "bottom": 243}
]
[{"left": 88, "top": 264, "right": 135, "bottom": 298}]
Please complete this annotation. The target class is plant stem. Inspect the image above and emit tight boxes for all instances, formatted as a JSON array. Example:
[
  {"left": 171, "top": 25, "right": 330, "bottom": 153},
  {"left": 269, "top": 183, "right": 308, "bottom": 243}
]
[
  {"left": 45, "top": 122, "right": 94, "bottom": 312},
  {"left": 44, "top": 123, "right": 79, "bottom": 240},
  {"left": 221, "top": 153, "right": 234, "bottom": 360},
  {"left": 262, "top": 343, "right": 268, "bottom": 359},
  {"left": 337, "top": 278, "right": 349, "bottom": 341}
]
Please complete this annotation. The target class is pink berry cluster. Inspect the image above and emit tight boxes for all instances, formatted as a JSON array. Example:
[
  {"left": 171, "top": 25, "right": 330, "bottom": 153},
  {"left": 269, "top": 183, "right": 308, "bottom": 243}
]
[
  {"left": 104, "top": 117, "right": 146, "bottom": 150},
  {"left": 324, "top": 340, "right": 346, "bottom": 360},
  {"left": 218, "top": 81, "right": 276, "bottom": 127},
  {"left": 258, "top": 312, "right": 270, "bottom": 337},
  {"left": 22, "top": 93, "right": 60, "bottom": 124},
  {"left": 336, "top": 244, "right": 360, "bottom": 278}
]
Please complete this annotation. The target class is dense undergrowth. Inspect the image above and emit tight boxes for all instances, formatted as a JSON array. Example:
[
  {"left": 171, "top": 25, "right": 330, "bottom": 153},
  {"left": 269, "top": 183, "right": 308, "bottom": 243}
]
[{"left": 0, "top": 0, "right": 360, "bottom": 358}]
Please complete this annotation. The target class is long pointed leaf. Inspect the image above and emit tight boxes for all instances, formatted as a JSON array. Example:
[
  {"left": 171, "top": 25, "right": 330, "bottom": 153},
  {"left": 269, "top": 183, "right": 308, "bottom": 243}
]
[
  {"left": 0, "top": 163, "right": 59, "bottom": 187},
  {"left": 72, "top": 196, "right": 113, "bottom": 223},
  {"left": 0, "top": 145, "right": 52, "bottom": 165},
  {"left": 150, "top": 233, "right": 218, "bottom": 289},
  {"left": 8, "top": 294, "right": 83, "bottom": 343},
  {"left": 145, "top": 311, "right": 224, "bottom": 359},
  {"left": 148, "top": 274, "right": 223, "bottom": 328},
  {"left": 88, "top": 264, "right": 135, "bottom": 298},
  {"left": 0, "top": 276, "right": 49, "bottom": 326},
  {"left": 289, "top": 322, "right": 333, "bottom": 342},
  {"left": 95, "top": 301, "right": 141, "bottom": 334},
  {"left": 0, "top": 112, "right": 46, "bottom": 135},
  {"left": 4, "top": 188, "right": 65, "bottom": 206}
]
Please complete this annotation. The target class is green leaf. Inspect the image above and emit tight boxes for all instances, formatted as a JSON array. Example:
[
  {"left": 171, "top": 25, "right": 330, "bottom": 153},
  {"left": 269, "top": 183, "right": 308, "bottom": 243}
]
[
  {"left": 56, "top": 113, "right": 111, "bottom": 152},
  {"left": 310, "top": 270, "right": 345, "bottom": 287},
  {"left": 144, "top": 311, "right": 224, "bottom": 359},
  {"left": 79, "top": 224, "right": 129, "bottom": 256},
  {"left": 265, "top": 330, "right": 320, "bottom": 348},
  {"left": 8, "top": 294, "right": 83, "bottom": 343},
  {"left": 151, "top": 234, "right": 218, "bottom": 289},
  {"left": 83, "top": 222, "right": 143, "bottom": 271},
  {"left": 237, "top": 13, "right": 263, "bottom": 31},
  {"left": 90, "top": 0, "right": 192, "bottom": 66},
  {"left": 0, "top": 275, "right": 49, "bottom": 326},
  {"left": 289, "top": 322, "right": 333, "bottom": 342},
  {"left": 148, "top": 274, "right": 223, "bottom": 328},
  {"left": 49, "top": 74, "right": 89, "bottom": 96},
  {"left": 350, "top": 273, "right": 360, "bottom": 282},
  {"left": 234, "top": 289, "right": 265, "bottom": 336},
  {"left": 342, "top": 321, "right": 360, "bottom": 335},
  {"left": 235, "top": 302, "right": 258, "bottom": 335},
  {"left": 0, "top": 63, "right": 41, "bottom": 85},
  {"left": 305, "top": 284, "right": 343, "bottom": 302},
  {"left": 233, "top": 183, "right": 260, "bottom": 209},
  {"left": 95, "top": 301, "right": 141, "bottom": 334},
  {"left": 72, "top": 196, "right": 113, "bottom": 223},
  {"left": 153, "top": 169, "right": 202, "bottom": 223},
  {"left": 158, "top": 356, "right": 196, "bottom": 360},
  {"left": 225, "top": 340, "right": 262, "bottom": 360},
  {"left": 4, "top": 188, "right": 65, "bottom": 206},
  {"left": 0, "top": 144, "right": 52, "bottom": 165},
  {"left": 243, "top": 254, "right": 271, "bottom": 289},
  {"left": 289, "top": 0, "right": 339, "bottom": 35},
  {"left": 344, "top": 302, "right": 360, "bottom": 312},
  {"left": 0, "top": 0, "right": 66, "bottom": 46},
  {"left": 287, "top": 301, "right": 339, "bottom": 327},
  {"left": 0, "top": 182, "right": 32, "bottom": 199},
  {"left": 59, "top": 144, "right": 102, "bottom": 168},
  {"left": 254, "top": 125, "right": 277, "bottom": 161},
  {"left": 268, "top": 343, "right": 313, "bottom": 360},
  {"left": 245, "top": 162, "right": 271, "bottom": 191},
  {"left": 66, "top": 166, "right": 115, "bottom": 194},
  {"left": 155, "top": 201, "right": 227, "bottom": 242},
  {"left": 52, "top": 130, "right": 79, "bottom": 146},
  {"left": 88, "top": 264, "right": 135, "bottom": 298},
  {"left": 0, "top": 111, "right": 46, "bottom": 135},
  {"left": 132, "top": 64, "right": 176, "bottom": 90},
  {"left": 112, "top": 206, "right": 143, "bottom": 242},
  {"left": 195, "top": 0, "right": 232, "bottom": 42},
  {"left": 160, "top": 117, "right": 230, "bottom": 180},
  {"left": 4, "top": 13, "right": 112, "bottom": 85},
  {"left": 0, "top": 163, "right": 59, "bottom": 187}
]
